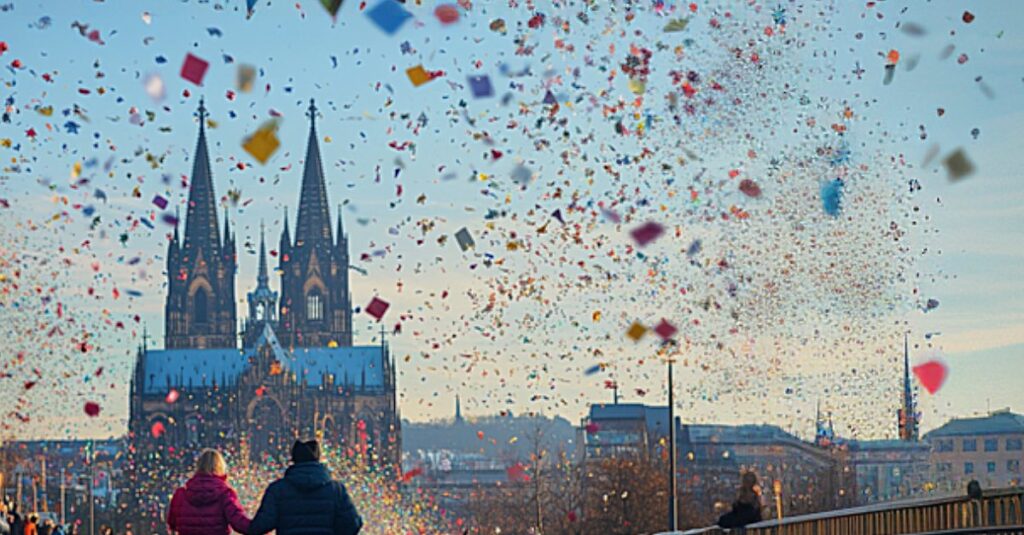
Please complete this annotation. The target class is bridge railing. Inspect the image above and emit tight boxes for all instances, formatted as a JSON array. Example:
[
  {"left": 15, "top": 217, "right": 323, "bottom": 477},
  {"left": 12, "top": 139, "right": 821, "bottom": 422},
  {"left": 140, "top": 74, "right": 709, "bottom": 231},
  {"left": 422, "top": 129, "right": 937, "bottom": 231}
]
[{"left": 677, "top": 487, "right": 1024, "bottom": 535}]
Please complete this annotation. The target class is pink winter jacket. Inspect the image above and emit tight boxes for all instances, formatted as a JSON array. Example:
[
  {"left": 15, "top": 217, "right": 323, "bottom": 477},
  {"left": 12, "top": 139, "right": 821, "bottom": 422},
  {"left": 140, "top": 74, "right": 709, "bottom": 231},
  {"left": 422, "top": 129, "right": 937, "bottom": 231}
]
[{"left": 167, "top": 474, "right": 251, "bottom": 535}]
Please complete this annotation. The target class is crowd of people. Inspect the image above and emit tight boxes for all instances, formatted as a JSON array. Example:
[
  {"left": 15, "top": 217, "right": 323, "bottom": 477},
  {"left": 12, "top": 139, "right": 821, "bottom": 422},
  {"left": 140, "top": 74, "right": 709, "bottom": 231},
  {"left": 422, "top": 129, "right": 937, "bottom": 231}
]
[{"left": 1, "top": 502, "right": 68, "bottom": 535}]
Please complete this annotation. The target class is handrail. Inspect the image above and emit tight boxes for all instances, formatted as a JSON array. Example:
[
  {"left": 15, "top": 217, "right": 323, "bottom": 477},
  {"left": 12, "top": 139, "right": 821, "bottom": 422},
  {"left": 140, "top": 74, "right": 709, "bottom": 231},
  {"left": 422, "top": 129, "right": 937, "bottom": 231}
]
[{"left": 676, "top": 487, "right": 1024, "bottom": 535}]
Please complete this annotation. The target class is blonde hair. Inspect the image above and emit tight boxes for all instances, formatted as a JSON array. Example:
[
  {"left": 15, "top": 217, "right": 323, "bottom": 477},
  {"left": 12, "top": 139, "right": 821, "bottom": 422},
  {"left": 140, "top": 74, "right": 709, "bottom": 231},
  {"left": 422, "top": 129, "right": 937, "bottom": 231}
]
[{"left": 195, "top": 449, "right": 227, "bottom": 476}]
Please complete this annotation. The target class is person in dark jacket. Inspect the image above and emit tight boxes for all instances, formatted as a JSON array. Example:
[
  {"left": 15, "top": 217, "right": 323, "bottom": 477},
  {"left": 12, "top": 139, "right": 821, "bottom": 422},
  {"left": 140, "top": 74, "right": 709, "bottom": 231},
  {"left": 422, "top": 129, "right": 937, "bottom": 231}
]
[
  {"left": 717, "top": 472, "right": 763, "bottom": 529},
  {"left": 167, "top": 449, "right": 251, "bottom": 535},
  {"left": 8, "top": 504, "right": 22, "bottom": 535},
  {"left": 0, "top": 502, "right": 10, "bottom": 535},
  {"left": 249, "top": 440, "right": 362, "bottom": 535}
]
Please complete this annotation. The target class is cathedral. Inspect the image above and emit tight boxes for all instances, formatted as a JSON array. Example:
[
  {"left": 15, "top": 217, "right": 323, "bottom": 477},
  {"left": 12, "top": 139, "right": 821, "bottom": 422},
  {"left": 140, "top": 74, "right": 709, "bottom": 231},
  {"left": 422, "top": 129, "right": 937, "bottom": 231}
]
[{"left": 128, "top": 99, "right": 399, "bottom": 474}]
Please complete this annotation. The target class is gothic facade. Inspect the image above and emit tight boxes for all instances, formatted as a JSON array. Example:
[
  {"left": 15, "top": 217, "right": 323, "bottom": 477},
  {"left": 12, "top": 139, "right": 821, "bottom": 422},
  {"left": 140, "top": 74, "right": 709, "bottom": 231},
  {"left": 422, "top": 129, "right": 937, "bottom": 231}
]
[{"left": 129, "top": 100, "right": 399, "bottom": 482}]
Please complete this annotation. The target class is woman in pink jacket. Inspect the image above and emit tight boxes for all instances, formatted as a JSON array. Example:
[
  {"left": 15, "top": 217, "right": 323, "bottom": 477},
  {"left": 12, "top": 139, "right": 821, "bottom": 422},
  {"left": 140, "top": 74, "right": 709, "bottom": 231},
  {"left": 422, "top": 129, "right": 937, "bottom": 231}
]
[{"left": 168, "top": 449, "right": 251, "bottom": 535}]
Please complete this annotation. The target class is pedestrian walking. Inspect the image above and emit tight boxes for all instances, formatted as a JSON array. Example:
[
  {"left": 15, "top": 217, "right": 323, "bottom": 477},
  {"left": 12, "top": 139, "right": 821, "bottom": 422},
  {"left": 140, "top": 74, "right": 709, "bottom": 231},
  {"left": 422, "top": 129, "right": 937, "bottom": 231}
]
[
  {"left": 167, "top": 449, "right": 251, "bottom": 535},
  {"left": 248, "top": 440, "right": 362, "bottom": 535}
]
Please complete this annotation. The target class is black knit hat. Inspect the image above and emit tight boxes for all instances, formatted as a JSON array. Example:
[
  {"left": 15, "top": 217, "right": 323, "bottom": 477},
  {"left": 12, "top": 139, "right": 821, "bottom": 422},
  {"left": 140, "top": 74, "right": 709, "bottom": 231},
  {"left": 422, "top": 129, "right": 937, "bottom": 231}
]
[{"left": 291, "top": 439, "right": 320, "bottom": 463}]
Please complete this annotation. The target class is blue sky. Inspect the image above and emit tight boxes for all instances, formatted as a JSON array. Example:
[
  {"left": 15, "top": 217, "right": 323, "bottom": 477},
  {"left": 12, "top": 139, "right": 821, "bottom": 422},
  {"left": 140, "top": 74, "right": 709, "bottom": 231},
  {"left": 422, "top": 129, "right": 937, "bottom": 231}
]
[{"left": 0, "top": 0, "right": 1022, "bottom": 441}]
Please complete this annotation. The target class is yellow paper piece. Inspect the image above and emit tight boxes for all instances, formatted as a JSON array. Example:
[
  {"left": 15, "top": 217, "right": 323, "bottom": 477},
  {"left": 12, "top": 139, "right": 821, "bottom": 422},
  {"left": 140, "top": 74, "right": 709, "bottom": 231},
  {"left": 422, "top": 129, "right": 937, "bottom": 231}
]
[
  {"left": 406, "top": 65, "right": 432, "bottom": 87},
  {"left": 243, "top": 125, "right": 280, "bottom": 164},
  {"left": 626, "top": 321, "right": 648, "bottom": 341}
]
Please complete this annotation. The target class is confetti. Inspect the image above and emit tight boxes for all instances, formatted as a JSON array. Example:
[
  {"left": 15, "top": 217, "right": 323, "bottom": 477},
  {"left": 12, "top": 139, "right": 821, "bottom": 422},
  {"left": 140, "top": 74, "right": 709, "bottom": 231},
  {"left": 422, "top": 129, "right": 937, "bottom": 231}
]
[
  {"left": 366, "top": 0, "right": 412, "bottom": 35},
  {"left": 913, "top": 361, "right": 948, "bottom": 394},
  {"left": 365, "top": 297, "right": 390, "bottom": 321},
  {"left": 180, "top": 53, "right": 210, "bottom": 86}
]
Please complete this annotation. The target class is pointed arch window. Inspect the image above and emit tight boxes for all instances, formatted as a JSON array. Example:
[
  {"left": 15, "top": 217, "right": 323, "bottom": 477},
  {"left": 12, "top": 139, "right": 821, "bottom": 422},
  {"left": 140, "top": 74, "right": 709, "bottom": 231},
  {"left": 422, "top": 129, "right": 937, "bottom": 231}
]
[
  {"left": 307, "top": 291, "right": 324, "bottom": 321},
  {"left": 193, "top": 287, "right": 209, "bottom": 324}
]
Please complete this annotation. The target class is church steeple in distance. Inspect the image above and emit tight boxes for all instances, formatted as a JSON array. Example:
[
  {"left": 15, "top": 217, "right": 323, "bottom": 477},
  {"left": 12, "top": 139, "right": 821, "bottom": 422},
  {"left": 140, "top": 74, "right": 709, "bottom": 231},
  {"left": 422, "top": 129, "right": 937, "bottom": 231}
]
[
  {"left": 243, "top": 221, "right": 279, "bottom": 348},
  {"left": 277, "top": 98, "right": 353, "bottom": 348},
  {"left": 164, "top": 98, "right": 238, "bottom": 350},
  {"left": 898, "top": 332, "right": 920, "bottom": 441}
]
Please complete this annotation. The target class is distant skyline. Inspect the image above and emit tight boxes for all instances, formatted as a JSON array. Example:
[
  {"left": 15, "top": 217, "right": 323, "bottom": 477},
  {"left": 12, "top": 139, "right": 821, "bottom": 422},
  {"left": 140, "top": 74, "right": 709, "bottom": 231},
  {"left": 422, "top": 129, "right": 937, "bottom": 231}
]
[{"left": 0, "top": 0, "right": 1022, "bottom": 442}]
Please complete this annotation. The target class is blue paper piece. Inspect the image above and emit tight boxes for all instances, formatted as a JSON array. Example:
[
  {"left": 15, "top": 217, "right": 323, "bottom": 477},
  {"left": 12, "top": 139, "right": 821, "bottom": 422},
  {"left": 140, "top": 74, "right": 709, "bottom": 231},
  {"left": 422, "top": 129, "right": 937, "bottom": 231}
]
[
  {"left": 366, "top": 0, "right": 412, "bottom": 35},
  {"left": 821, "top": 178, "right": 843, "bottom": 216},
  {"left": 468, "top": 75, "right": 493, "bottom": 98}
]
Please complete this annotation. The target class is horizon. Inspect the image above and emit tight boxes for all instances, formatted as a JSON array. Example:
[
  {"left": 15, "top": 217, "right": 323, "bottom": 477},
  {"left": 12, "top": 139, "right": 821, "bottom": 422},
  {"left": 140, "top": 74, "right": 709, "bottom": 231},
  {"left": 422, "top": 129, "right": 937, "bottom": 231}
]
[{"left": 1, "top": 0, "right": 1022, "bottom": 445}]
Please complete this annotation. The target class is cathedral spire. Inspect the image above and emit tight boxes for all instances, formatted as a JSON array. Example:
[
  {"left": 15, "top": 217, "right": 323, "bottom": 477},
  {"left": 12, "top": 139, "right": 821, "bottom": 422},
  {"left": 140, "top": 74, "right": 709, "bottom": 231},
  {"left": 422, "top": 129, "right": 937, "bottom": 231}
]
[
  {"left": 294, "top": 98, "right": 333, "bottom": 247},
  {"left": 257, "top": 221, "right": 269, "bottom": 288},
  {"left": 182, "top": 97, "right": 221, "bottom": 256},
  {"left": 455, "top": 394, "right": 464, "bottom": 424}
]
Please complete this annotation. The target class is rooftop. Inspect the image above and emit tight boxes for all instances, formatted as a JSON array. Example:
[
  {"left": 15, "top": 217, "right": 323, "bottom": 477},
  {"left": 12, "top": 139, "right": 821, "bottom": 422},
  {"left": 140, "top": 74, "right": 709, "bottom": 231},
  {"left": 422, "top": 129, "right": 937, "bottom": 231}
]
[
  {"left": 141, "top": 324, "right": 385, "bottom": 394},
  {"left": 924, "top": 410, "right": 1024, "bottom": 438}
]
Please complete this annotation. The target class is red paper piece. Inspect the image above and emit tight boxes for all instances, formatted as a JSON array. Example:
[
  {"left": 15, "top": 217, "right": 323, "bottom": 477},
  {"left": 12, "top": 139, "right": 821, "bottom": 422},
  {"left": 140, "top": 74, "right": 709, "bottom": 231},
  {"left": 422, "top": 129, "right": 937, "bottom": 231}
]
[
  {"left": 434, "top": 4, "right": 460, "bottom": 24},
  {"left": 165, "top": 388, "right": 180, "bottom": 404},
  {"left": 585, "top": 422, "right": 600, "bottom": 434},
  {"left": 366, "top": 297, "right": 390, "bottom": 321},
  {"left": 180, "top": 53, "right": 210, "bottom": 86},
  {"left": 654, "top": 319, "right": 678, "bottom": 340},
  {"left": 151, "top": 421, "right": 166, "bottom": 438},
  {"left": 739, "top": 179, "right": 762, "bottom": 198},
  {"left": 84, "top": 401, "right": 101, "bottom": 417},
  {"left": 913, "top": 360, "right": 948, "bottom": 394},
  {"left": 630, "top": 221, "right": 664, "bottom": 247}
]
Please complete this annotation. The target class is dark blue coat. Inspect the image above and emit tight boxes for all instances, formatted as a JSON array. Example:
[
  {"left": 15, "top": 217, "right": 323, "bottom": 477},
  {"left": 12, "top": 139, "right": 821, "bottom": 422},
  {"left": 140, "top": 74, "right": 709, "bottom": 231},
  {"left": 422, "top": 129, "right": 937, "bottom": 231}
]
[{"left": 249, "top": 462, "right": 362, "bottom": 535}]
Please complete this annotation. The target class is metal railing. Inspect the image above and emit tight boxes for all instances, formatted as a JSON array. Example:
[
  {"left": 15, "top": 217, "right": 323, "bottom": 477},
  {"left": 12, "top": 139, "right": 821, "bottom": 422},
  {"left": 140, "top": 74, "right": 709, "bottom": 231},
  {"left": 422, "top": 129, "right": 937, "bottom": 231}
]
[{"left": 676, "top": 487, "right": 1024, "bottom": 535}]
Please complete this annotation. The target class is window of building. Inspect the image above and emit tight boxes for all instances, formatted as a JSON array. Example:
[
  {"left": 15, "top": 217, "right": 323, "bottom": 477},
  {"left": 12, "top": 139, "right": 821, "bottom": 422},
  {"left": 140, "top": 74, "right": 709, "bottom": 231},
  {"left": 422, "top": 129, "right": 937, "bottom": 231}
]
[
  {"left": 987, "top": 462, "right": 996, "bottom": 474},
  {"left": 1008, "top": 460, "right": 1021, "bottom": 474},
  {"left": 1007, "top": 438, "right": 1023, "bottom": 451},
  {"left": 937, "top": 462, "right": 952, "bottom": 473},
  {"left": 193, "top": 288, "right": 209, "bottom": 324},
  {"left": 984, "top": 438, "right": 998, "bottom": 452},
  {"left": 963, "top": 439, "right": 977, "bottom": 452},
  {"left": 936, "top": 439, "right": 954, "bottom": 452},
  {"left": 306, "top": 291, "right": 323, "bottom": 321},
  {"left": 965, "top": 462, "right": 974, "bottom": 474}
]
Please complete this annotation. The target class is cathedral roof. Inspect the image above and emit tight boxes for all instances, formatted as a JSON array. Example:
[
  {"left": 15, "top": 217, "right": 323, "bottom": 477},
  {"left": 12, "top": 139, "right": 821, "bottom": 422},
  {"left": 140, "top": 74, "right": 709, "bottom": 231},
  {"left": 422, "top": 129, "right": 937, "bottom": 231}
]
[{"left": 140, "top": 323, "right": 385, "bottom": 394}]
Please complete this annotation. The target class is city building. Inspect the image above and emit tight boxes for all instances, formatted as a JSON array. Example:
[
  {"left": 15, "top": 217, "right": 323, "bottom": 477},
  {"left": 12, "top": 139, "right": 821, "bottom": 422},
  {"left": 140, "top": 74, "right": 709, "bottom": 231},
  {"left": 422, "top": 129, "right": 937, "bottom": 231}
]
[
  {"left": 925, "top": 410, "right": 1024, "bottom": 492},
  {"left": 578, "top": 401, "right": 849, "bottom": 523},
  {"left": 844, "top": 439, "right": 932, "bottom": 504},
  {"left": 812, "top": 334, "right": 931, "bottom": 506},
  {"left": 127, "top": 99, "right": 400, "bottom": 493},
  {"left": 680, "top": 423, "right": 847, "bottom": 519},
  {"left": 579, "top": 403, "right": 675, "bottom": 461}
]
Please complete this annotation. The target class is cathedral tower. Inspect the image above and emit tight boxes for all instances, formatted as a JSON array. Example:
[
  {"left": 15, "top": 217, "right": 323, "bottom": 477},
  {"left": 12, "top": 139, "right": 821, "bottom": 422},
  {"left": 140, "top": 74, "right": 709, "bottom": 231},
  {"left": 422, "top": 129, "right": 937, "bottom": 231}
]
[
  {"left": 278, "top": 99, "right": 353, "bottom": 348},
  {"left": 165, "top": 99, "right": 238, "bottom": 349}
]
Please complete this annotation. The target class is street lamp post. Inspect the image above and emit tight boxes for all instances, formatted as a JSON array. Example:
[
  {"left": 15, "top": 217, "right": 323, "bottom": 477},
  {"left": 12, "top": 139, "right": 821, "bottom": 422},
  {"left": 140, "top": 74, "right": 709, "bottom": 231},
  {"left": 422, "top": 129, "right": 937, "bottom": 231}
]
[{"left": 667, "top": 356, "right": 678, "bottom": 532}]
